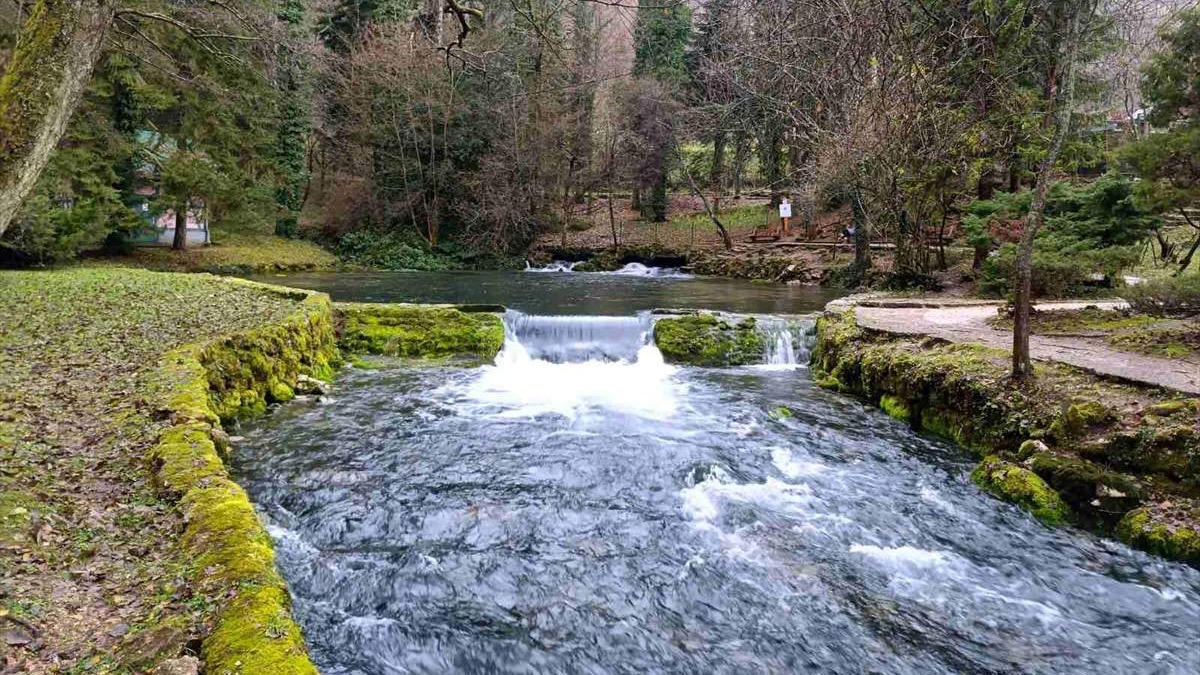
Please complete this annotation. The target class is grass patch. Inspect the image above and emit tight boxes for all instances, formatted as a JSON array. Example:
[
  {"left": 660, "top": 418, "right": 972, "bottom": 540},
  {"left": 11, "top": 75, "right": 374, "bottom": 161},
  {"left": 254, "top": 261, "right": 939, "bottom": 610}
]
[
  {"left": 86, "top": 229, "right": 337, "bottom": 274},
  {"left": 987, "top": 307, "right": 1162, "bottom": 335},
  {"left": 665, "top": 203, "right": 772, "bottom": 235},
  {"left": 1108, "top": 325, "right": 1199, "bottom": 359}
]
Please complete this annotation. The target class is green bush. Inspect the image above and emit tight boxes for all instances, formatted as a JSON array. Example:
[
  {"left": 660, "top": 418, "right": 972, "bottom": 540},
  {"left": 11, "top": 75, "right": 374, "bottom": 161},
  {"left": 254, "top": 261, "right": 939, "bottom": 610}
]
[
  {"left": 979, "top": 244, "right": 1139, "bottom": 298},
  {"left": 335, "top": 231, "right": 524, "bottom": 271},
  {"left": 969, "top": 176, "right": 1155, "bottom": 298},
  {"left": 1123, "top": 274, "right": 1200, "bottom": 317}
]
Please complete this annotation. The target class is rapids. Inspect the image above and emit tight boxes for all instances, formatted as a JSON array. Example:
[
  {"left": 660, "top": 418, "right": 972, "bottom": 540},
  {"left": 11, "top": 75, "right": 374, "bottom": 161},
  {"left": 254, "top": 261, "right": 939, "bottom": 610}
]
[{"left": 234, "top": 311, "right": 1200, "bottom": 675}]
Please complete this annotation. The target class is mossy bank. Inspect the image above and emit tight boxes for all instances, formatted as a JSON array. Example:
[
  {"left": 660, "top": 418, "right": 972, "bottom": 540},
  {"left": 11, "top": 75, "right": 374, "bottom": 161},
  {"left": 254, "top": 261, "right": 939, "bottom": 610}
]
[
  {"left": 811, "top": 310, "right": 1200, "bottom": 566},
  {"left": 0, "top": 269, "right": 518, "bottom": 673}
]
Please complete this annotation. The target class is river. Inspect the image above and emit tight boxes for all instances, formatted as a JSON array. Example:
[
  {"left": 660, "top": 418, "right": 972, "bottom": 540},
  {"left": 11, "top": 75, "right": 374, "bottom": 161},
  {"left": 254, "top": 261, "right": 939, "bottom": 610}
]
[{"left": 233, "top": 269, "right": 1200, "bottom": 675}]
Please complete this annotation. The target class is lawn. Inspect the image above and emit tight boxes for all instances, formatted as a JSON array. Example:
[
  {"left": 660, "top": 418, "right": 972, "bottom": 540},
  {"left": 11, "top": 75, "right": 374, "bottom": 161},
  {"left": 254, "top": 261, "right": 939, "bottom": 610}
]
[
  {"left": 0, "top": 269, "right": 305, "bottom": 673},
  {"left": 87, "top": 229, "right": 337, "bottom": 274}
]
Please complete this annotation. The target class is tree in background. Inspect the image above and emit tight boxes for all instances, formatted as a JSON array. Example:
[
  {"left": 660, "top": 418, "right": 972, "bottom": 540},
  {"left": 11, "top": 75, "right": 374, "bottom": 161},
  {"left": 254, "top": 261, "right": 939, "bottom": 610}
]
[
  {"left": 1121, "top": 8, "right": 1200, "bottom": 274},
  {"left": 1011, "top": 0, "right": 1104, "bottom": 381},
  {"left": 273, "top": 0, "right": 312, "bottom": 238},
  {"left": 631, "top": 1, "right": 690, "bottom": 222}
]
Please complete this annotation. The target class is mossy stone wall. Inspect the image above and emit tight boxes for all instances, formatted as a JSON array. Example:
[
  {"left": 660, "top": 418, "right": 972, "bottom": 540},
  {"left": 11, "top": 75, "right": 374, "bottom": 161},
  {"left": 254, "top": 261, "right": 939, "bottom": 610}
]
[
  {"left": 811, "top": 309, "right": 1200, "bottom": 567},
  {"left": 148, "top": 280, "right": 335, "bottom": 675}
]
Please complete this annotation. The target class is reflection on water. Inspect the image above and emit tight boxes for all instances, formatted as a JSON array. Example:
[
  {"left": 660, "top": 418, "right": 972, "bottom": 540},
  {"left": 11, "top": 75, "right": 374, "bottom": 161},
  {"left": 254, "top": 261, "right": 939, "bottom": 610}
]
[
  {"left": 234, "top": 314, "right": 1200, "bottom": 675},
  {"left": 242, "top": 269, "right": 844, "bottom": 315}
]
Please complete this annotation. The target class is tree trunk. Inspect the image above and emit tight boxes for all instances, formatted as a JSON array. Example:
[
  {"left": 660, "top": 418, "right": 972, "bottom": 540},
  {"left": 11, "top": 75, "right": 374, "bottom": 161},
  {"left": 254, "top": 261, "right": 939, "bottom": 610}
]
[
  {"left": 0, "top": 0, "right": 115, "bottom": 236},
  {"left": 1175, "top": 210, "right": 1200, "bottom": 274},
  {"left": 851, "top": 186, "right": 870, "bottom": 274},
  {"left": 1012, "top": 2, "right": 1087, "bottom": 382},
  {"left": 731, "top": 131, "right": 747, "bottom": 198},
  {"left": 1177, "top": 230, "right": 1200, "bottom": 274},
  {"left": 710, "top": 130, "right": 725, "bottom": 190},
  {"left": 172, "top": 199, "right": 189, "bottom": 251},
  {"left": 677, "top": 144, "right": 731, "bottom": 250}
]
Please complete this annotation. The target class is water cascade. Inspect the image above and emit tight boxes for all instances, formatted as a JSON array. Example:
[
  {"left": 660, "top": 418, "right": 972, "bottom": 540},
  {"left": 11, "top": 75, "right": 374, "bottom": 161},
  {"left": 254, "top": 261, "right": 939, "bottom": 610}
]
[
  {"left": 756, "top": 316, "right": 811, "bottom": 366},
  {"left": 501, "top": 311, "right": 655, "bottom": 363}
]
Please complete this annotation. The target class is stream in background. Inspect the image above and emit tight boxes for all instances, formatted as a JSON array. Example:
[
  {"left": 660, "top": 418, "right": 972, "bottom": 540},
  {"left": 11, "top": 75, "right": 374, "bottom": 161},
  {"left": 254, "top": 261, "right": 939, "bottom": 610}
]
[{"left": 233, "top": 271, "right": 1200, "bottom": 675}]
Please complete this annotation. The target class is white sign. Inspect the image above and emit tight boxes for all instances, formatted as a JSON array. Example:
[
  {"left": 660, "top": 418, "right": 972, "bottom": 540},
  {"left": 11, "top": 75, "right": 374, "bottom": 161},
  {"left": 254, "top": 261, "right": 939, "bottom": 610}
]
[{"left": 778, "top": 201, "right": 792, "bottom": 219}]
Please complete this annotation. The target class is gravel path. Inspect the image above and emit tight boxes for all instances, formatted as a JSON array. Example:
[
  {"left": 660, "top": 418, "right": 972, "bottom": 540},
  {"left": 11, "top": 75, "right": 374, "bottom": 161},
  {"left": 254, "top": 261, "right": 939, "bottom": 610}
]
[{"left": 854, "top": 300, "right": 1200, "bottom": 395}]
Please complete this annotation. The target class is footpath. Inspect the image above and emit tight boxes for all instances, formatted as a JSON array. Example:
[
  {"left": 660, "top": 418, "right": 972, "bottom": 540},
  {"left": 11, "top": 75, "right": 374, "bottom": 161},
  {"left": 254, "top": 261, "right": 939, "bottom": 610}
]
[{"left": 835, "top": 298, "right": 1200, "bottom": 395}]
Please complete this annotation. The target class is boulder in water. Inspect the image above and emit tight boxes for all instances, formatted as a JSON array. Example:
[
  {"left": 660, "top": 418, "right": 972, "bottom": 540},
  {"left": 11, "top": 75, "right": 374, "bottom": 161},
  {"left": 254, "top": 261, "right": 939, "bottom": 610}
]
[
  {"left": 653, "top": 314, "right": 765, "bottom": 366},
  {"left": 971, "top": 456, "right": 1071, "bottom": 527}
]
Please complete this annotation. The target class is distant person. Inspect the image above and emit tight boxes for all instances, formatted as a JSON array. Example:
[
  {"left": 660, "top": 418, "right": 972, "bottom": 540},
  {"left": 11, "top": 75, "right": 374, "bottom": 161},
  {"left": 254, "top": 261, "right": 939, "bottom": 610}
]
[{"left": 841, "top": 223, "right": 856, "bottom": 245}]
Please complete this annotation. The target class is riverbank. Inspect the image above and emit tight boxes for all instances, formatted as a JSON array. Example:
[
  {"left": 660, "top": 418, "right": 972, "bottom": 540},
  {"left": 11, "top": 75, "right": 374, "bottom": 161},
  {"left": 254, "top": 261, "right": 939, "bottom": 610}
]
[
  {"left": 811, "top": 308, "right": 1200, "bottom": 564},
  {"left": 0, "top": 270, "right": 336, "bottom": 673}
]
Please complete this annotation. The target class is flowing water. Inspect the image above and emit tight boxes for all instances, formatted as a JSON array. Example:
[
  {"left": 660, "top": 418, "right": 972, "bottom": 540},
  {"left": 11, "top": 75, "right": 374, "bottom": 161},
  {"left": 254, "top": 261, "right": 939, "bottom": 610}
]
[
  {"left": 242, "top": 269, "right": 841, "bottom": 315},
  {"left": 233, "top": 273, "right": 1200, "bottom": 675}
]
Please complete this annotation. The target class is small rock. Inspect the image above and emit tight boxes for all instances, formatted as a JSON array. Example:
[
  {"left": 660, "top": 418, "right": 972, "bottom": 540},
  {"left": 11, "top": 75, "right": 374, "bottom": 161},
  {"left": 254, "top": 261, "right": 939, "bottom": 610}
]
[
  {"left": 1, "top": 628, "right": 34, "bottom": 647},
  {"left": 109, "top": 623, "right": 130, "bottom": 638},
  {"left": 153, "top": 656, "right": 200, "bottom": 675},
  {"left": 294, "top": 374, "right": 331, "bottom": 396}
]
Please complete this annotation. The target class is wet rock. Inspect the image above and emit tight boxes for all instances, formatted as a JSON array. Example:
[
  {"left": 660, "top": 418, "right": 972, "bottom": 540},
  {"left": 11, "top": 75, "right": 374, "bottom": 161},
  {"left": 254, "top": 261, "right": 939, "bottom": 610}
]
[
  {"left": 971, "top": 456, "right": 1071, "bottom": 526},
  {"left": 653, "top": 314, "right": 765, "bottom": 366},
  {"left": 1116, "top": 499, "right": 1200, "bottom": 565},
  {"left": 294, "top": 374, "right": 330, "bottom": 396}
]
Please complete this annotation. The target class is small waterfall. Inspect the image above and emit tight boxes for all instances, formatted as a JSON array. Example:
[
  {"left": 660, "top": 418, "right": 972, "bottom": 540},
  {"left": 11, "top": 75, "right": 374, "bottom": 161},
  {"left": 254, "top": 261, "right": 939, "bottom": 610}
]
[
  {"left": 601, "top": 263, "right": 691, "bottom": 278},
  {"left": 757, "top": 317, "right": 816, "bottom": 367},
  {"left": 525, "top": 260, "right": 579, "bottom": 273},
  {"left": 501, "top": 311, "right": 655, "bottom": 363}
]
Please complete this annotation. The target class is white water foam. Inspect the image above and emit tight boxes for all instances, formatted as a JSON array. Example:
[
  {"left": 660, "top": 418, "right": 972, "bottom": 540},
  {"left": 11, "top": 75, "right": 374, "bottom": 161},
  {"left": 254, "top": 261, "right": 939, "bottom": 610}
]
[
  {"left": 600, "top": 262, "right": 691, "bottom": 278},
  {"left": 849, "top": 544, "right": 949, "bottom": 569},
  {"left": 771, "top": 447, "right": 827, "bottom": 479},
  {"left": 523, "top": 261, "right": 691, "bottom": 277},
  {"left": 464, "top": 313, "right": 681, "bottom": 420},
  {"left": 524, "top": 260, "right": 580, "bottom": 273}
]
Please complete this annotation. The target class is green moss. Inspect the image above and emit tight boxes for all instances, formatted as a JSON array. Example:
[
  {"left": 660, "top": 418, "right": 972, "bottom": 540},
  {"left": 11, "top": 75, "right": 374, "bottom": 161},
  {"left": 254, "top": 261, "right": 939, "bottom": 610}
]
[
  {"left": 1026, "top": 452, "right": 1142, "bottom": 521},
  {"left": 202, "top": 585, "right": 319, "bottom": 675},
  {"left": 770, "top": 406, "right": 793, "bottom": 420},
  {"left": 880, "top": 394, "right": 911, "bottom": 424},
  {"left": 653, "top": 314, "right": 765, "bottom": 366},
  {"left": 1146, "top": 399, "right": 1199, "bottom": 417},
  {"left": 1050, "top": 400, "right": 1115, "bottom": 440},
  {"left": 202, "top": 293, "right": 339, "bottom": 421},
  {"left": 1116, "top": 500, "right": 1200, "bottom": 565},
  {"left": 150, "top": 422, "right": 225, "bottom": 496},
  {"left": 337, "top": 303, "right": 503, "bottom": 361},
  {"left": 971, "top": 456, "right": 1071, "bottom": 526},
  {"left": 0, "top": 490, "right": 35, "bottom": 547},
  {"left": 139, "top": 279, "right": 330, "bottom": 673}
]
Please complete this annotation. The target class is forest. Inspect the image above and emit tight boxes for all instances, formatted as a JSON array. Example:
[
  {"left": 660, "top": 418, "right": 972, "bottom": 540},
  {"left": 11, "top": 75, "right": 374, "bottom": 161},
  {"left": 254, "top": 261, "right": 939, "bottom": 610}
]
[{"left": 0, "top": 0, "right": 1196, "bottom": 275}]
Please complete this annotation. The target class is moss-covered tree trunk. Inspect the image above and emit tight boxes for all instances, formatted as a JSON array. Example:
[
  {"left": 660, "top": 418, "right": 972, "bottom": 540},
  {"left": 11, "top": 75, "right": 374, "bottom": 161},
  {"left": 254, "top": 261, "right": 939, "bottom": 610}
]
[{"left": 0, "top": 0, "right": 114, "bottom": 237}]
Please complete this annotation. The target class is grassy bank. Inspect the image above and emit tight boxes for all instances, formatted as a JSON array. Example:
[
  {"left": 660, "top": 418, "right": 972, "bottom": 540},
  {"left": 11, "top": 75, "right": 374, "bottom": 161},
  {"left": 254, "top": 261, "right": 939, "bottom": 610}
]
[
  {"left": 0, "top": 269, "right": 332, "bottom": 673},
  {"left": 87, "top": 230, "right": 338, "bottom": 274},
  {"left": 812, "top": 310, "right": 1200, "bottom": 565}
]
